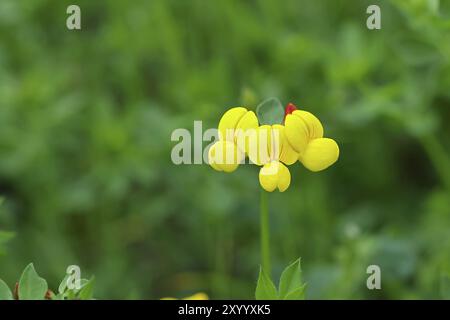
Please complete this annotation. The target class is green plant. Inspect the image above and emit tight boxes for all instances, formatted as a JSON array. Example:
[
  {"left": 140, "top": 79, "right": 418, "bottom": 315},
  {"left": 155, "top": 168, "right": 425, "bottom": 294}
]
[
  {"left": 255, "top": 258, "right": 306, "bottom": 300},
  {"left": 0, "top": 263, "right": 94, "bottom": 300}
]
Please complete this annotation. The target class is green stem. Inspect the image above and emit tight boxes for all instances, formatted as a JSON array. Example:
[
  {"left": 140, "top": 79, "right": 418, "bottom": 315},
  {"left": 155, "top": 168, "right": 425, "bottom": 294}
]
[{"left": 260, "top": 189, "right": 271, "bottom": 276}]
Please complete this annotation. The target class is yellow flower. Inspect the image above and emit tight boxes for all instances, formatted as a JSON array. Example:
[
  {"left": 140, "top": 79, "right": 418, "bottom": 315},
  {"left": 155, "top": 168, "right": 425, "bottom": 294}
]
[
  {"left": 161, "top": 292, "right": 209, "bottom": 300},
  {"left": 299, "top": 138, "right": 339, "bottom": 172},
  {"left": 271, "top": 124, "right": 299, "bottom": 165},
  {"left": 284, "top": 105, "right": 339, "bottom": 172},
  {"left": 284, "top": 109, "right": 324, "bottom": 153},
  {"left": 246, "top": 124, "right": 295, "bottom": 192},
  {"left": 208, "top": 107, "right": 258, "bottom": 173},
  {"left": 208, "top": 140, "right": 244, "bottom": 173},
  {"left": 208, "top": 102, "right": 339, "bottom": 192},
  {"left": 259, "top": 161, "right": 291, "bottom": 192}
]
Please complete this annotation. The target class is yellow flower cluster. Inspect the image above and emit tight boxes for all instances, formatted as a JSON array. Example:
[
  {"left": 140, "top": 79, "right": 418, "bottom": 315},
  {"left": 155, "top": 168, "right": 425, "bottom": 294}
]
[{"left": 208, "top": 104, "right": 339, "bottom": 192}]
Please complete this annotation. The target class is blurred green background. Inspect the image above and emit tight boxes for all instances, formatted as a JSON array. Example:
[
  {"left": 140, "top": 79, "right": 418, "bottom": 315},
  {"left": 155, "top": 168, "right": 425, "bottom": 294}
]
[{"left": 0, "top": 0, "right": 449, "bottom": 299}]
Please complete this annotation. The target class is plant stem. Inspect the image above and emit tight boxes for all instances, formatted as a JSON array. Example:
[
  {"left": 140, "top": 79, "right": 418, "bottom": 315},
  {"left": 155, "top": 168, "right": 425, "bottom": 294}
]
[{"left": 260, "top": 189, "right": 271, "bottom": 276}]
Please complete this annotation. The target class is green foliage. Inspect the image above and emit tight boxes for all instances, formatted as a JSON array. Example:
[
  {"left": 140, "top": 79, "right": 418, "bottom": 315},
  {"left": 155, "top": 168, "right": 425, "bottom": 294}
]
[
  {"left": 0, "top": 279, "right": 13, "bottom": 300},
  {"left": 256, "top": 259, "right": 306, "bottom": 300},
  {"left": 78, "top": 277, "right": 95, "bottom": 300},
  {"left": 54, "top": 276, "right": 95, "bottom": 300},
  {"left": 0, "top": 264, "right": 95, "bottom": 300},
  {"left": 255, "top": 267, "right": 278, "bottom": 300},
  {"left": 279, "top": 259, "right": 304, "bottom": 299},
  {"left": 18, "top": 263, "right": 48, "bottom": 300}
]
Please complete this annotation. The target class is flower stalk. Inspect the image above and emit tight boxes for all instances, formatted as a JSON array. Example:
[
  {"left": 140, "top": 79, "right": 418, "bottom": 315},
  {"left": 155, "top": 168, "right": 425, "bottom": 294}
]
[{"left": 260, "top": 189, "right": 271, "bottom": 276}]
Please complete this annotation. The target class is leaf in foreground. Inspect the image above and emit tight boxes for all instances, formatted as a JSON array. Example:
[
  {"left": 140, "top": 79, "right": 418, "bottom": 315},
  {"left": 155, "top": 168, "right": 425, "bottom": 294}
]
[
  {"left": 255, "top": 267, "right": 278, "bottom": 300},
  {"left": 18, "top": 263, "right": 48, "bottom": 300},
  {"left": 0, "top": 279, "right": 13, "bottom": 300},
  {"left": 278, "top": 258, "right": 303, "bottom": 299},
  {"left": 78, "top": 277, "right": 95, "bottom": 300}
]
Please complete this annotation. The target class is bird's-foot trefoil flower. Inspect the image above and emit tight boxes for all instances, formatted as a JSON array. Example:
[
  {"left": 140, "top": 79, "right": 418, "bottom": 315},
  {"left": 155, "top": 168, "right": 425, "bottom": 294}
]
[
  {"left": 208, "top": 101, "right": 339, "bottom": 192},
  {"left": 208, "top": 107, "right": 258, "bottom": 172}
]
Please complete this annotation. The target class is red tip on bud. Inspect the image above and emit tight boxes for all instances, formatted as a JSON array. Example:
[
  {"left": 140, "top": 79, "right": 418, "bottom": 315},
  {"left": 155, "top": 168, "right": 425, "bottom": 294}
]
[{"left": 284, "top": 103, "right": 297, "bottom": 120}]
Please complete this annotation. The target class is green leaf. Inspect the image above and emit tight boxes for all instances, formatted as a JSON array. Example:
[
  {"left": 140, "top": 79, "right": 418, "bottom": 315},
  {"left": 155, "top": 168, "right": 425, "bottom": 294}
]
[
  {"left": 0, "top": 279, "right": 13, "bottom": 300},
  {"left": 52, "top": 293, "right": 64, "bottom": 300},
  {"left": 18, "top": 263, "right": 48, "bottom": 300},
  {"left": 65, "top": 290, "right": 76, "bottom": 300},
  {"left": 255, "top": 267, "right": 278, "bottom": 300},
  {"left": 279, "top": 258, "right": 303, "bottom": 299},
  {"left": 256, "top": 98, "right": 284, "bottom": 125},
  {"left": 284, "top": 284, "right": 306, "bottom": 300},
  {"left": 78, "top": 277, "right": 95, "bottom": 300},
  {"left": 58, "top": 274, "right": 70, "bottom": 294}
]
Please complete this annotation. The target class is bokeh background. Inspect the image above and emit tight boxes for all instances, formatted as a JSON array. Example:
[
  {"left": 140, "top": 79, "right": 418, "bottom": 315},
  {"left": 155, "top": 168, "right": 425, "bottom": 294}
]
[{"left": 0, "top": 0, "right": 449, "bottom": 299}]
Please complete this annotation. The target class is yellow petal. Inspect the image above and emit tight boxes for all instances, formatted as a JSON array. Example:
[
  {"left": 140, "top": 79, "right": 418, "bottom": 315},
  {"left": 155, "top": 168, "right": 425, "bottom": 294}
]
[
  {"left": 270, "top": 125, "right": 283, "bottom": 161},
  {"left": 271, "top": 124, "right": 298, "bottom": 165},
  {"left": 299, "top": 138, "right": 339, "bottom": 172},
  {"left": 161, "top": 293, "right": 209, "bottom": 300},
  {"left": 183, "top": 293, "right": 209, "bottom": 300},
  {"left": 292, "top": 110, "right": 323, "bottom": 139},
  {"left": 235, "top": 111, "right": 259, "bottom": 153},
  {"left": 259, "top": 161, "right": 291, "bottom": 192},
  {"left": 284, "top": 113, "right": 309, "bottom": 154},
  {"left": 247, "top": 125, "right": 271, "bottom": 166},
  {"left": 280, "top": 141, "right": 299, "bottom": 165},
  {"left": 218, "top": 107, "right": 247, "bottom": 141},
  {"left": 236, "top": 111, "right": 258, "bottom": 133},
  {"left": 259, "top": 163, "right": 278, "bottom": 192},
  {"left": 208, "top": 141, "right": 243, "bottom": 173},
  {"left": 277, "top": 162, "right": 291, "bottom": 192},
  {"left": 208, "top": 142, "right": 223, "bottom": 171}
]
